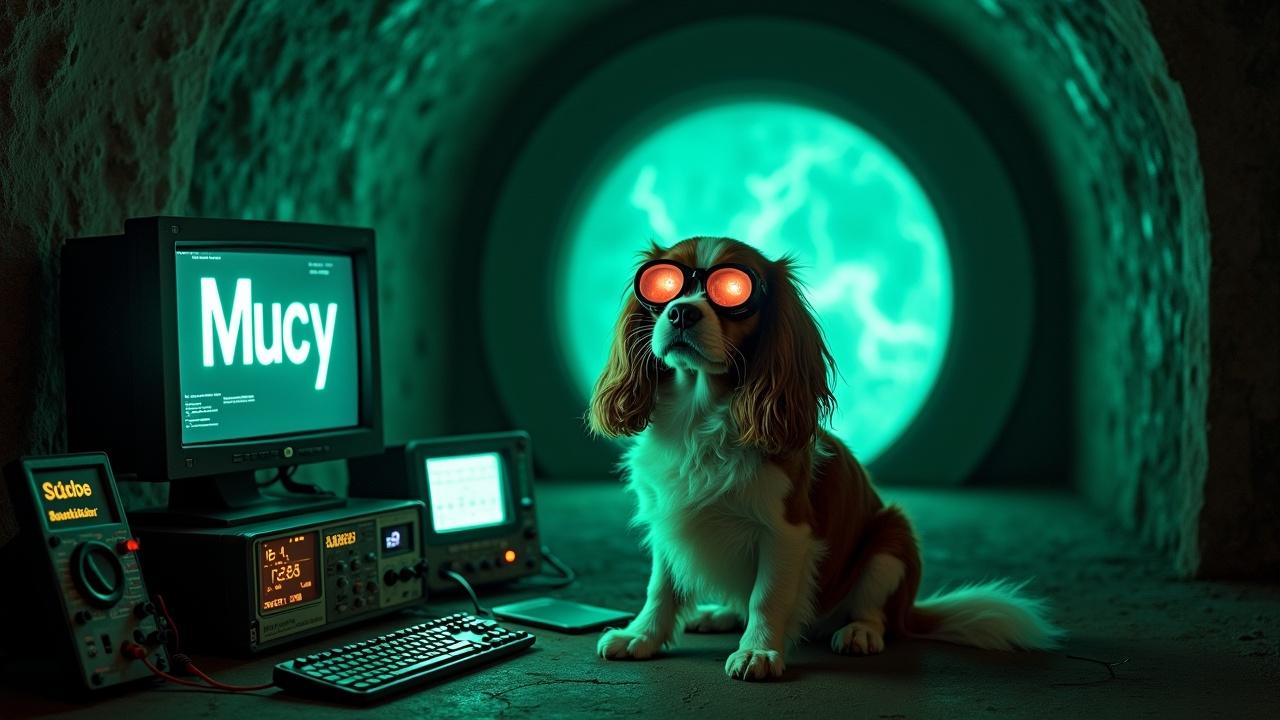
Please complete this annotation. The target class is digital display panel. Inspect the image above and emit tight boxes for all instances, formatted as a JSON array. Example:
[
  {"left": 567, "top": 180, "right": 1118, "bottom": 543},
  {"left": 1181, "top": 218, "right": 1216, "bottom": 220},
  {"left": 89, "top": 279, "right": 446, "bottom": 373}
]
[
  {"left": 324, "top": 529, "right": 357, "bottom": 550},
  {"left": 425, "top": 453, "right": 508, "bottom": 534},
  {"left": 174, "top": 249, "right": 360, "bottom": 445},
  {"left": 259, "top": 532, "right": 319, "bottom": 614},
  {"left": 33, "top": 465, "right": 117, "bottom": 530},
  {"left": 381, "top": 523, "right": 414, "bottom": 556}
]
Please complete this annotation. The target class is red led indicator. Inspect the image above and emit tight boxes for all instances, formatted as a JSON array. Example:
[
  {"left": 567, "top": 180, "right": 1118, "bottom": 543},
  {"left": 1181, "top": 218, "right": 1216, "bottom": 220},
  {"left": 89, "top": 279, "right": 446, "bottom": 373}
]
[{"left": 118, "top": 538, "right": 140, "bottom": 554}]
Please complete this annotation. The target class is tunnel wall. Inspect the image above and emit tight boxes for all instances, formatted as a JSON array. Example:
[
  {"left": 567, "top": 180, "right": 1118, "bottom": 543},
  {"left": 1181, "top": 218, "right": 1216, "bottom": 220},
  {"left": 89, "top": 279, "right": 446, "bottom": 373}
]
[
  {"left": 1143, "top": 2, "right": 1280, "bottom": 578},
  {"left": 0, "top": 0, "right": 1273, "bottom": 577},
  {"left": 186, "top": 0, "right": 609, "bottom": 468},
  {"left": 0, "top": 0, "right": 239, "bottom": 516},
  {"left": 952, "top": 2, "right": 1212, "bottom": 572}
]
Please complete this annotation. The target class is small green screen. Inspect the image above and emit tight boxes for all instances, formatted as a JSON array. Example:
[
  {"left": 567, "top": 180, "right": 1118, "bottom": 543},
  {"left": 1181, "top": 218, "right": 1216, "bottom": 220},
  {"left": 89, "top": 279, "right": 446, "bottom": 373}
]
[
  {"left": 562, "top": 100, "right": 952, "bottom": 461},
  {"left": 425, "top": 453, "right": 508, "bottom": 534},
  {"left": 174, "top": 249, "right": 359, "bottom": 444}
]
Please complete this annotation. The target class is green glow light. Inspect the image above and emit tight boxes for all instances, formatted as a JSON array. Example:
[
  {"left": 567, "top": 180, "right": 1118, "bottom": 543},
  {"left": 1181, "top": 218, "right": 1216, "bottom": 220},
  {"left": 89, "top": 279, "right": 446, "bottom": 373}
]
[
  {"left": 562, "top": 100, "right": 952, "bottom": 462},
  {"left": 425, "top": 452, "right": 508, "bottom": 533}
]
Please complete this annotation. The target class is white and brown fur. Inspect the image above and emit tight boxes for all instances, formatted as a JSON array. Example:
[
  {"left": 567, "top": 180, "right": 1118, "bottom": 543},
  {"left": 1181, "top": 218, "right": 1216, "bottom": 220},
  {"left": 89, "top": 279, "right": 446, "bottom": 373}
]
[{"left": 588, "top": 237, "right": 1063, "bottom": 681}]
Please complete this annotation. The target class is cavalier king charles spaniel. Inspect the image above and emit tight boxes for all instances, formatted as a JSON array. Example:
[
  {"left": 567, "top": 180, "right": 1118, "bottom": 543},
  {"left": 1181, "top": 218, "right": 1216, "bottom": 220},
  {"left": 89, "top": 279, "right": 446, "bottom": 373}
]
[{"left": 588, "top": 237, "right": 1062, "bottom": 681}]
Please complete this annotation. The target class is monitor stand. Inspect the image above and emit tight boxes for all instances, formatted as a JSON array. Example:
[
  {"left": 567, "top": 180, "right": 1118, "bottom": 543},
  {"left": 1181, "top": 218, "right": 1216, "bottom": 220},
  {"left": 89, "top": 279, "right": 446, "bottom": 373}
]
[{"left": 130, "top": 472, "right": 346, "bottom": 528}]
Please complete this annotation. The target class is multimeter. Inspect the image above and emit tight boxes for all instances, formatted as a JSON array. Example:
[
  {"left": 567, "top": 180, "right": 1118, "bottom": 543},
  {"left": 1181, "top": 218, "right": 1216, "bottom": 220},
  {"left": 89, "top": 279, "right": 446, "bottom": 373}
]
[{"left": 0, "top": 453, "right": 168, "bottom": 691}]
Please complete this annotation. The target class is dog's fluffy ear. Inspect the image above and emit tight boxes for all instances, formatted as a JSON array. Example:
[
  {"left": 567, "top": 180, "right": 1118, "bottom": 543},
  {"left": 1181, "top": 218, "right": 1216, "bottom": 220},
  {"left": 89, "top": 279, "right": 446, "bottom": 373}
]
[
  {"left": 731, "top": 256, "right": 835, "bottom": 456},
  {"left": 587, "top": 261, "right": 662, "bottom": 439}
]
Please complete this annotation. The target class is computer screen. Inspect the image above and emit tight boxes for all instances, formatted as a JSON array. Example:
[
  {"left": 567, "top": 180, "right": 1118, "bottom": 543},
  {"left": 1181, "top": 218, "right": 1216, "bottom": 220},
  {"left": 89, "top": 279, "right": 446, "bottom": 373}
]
[
  {"left": 424, "top": 453, "right": 508, "bottom": 533},
  {"left": 174, "top": 249, "right": 360, "bottom": 445}
]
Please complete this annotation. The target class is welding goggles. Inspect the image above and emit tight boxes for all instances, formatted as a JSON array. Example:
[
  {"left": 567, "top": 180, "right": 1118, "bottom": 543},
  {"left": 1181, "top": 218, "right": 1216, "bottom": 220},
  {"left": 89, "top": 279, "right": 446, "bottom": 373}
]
[{"left": 633, "top": 259, "right": 766, "bottom": 319}]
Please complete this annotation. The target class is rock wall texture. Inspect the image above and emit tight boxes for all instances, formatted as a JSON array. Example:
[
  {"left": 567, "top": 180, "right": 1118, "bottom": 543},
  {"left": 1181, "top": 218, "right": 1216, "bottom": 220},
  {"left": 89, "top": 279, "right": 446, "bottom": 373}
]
[
  {"left": 0, "top": 0, "right": 239, "bottom": 511},
  {"left": 1, "top": 0, "right": 238, "bottom": 456},
  {"left": 0, "top": 0, "right": 1273, "bottom": 576},
  {"left": 1144, "top": 2, "right": 1280, "bottom": 578},
  {"left": 185, "top": 0, "right": 612, "bottom": 490},
  {"left": 953, "top": 1, "right": 1213, "bottom": 573},
  {"left": 964, "top": 0, "right": 1278, "bottom": 578}
]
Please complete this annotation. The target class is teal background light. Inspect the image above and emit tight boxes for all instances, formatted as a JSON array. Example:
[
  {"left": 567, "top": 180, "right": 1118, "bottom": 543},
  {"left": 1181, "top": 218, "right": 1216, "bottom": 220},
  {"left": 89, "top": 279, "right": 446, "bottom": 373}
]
[{"left": 562, "top": 100, "right": 953, "bottom": 461}]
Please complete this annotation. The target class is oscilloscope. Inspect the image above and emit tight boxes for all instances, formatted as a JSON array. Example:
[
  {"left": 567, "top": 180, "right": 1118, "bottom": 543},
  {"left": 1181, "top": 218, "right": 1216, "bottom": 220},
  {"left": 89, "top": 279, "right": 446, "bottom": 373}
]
[{"left": 348, "top": 431, "right": 542, "bottom": 593}]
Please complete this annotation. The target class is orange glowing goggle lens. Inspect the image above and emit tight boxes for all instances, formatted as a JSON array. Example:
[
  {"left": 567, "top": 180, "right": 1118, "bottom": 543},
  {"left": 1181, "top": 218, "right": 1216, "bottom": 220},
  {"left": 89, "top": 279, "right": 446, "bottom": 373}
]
[{"left": 634, "top": 260, "right": 764, "bottom": 318}]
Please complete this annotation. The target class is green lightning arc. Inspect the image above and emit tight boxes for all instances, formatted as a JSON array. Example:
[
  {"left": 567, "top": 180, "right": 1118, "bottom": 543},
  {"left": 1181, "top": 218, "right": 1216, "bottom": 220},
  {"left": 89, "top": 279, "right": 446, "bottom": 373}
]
[{"left": 563, "top": 101, "right": 952, "bottom": 462}]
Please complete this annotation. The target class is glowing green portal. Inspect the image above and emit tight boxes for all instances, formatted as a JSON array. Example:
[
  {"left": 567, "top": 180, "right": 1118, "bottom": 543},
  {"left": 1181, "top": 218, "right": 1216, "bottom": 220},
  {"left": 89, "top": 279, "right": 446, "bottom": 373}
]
[{"left": 562, "top": 101, "right": 952, "bottom": 461}]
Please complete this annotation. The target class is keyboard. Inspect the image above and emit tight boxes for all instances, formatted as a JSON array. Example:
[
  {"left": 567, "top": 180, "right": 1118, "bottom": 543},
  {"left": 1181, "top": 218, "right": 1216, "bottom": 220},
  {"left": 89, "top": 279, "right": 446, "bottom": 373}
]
[{"left": 273, "top": 613, "right": 534, "bottom": 703}]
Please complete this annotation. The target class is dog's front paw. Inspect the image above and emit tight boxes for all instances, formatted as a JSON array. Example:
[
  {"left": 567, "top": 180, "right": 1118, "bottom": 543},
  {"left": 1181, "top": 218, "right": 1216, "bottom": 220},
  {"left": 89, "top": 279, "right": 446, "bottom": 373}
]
[
  {"left": 685, "top": 604, "right": 743, "bottom": 633},
  {"left": 597, "top": 628, "right": 663, "bottom": 660},
  {"left": 830, "top": 620, "right": 885, "bottom": 656},
  {"left": 724, "top": 648, "right": 785, "bottom": 681}
]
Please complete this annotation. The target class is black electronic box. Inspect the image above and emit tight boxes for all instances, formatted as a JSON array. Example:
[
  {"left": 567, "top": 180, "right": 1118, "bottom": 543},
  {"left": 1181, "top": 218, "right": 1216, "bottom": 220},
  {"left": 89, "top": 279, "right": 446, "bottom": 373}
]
[
  {"left": 133, "top": 498, "right": 426, "bottom": 654},
  {"left": 348, "top": 431, "right": 541, "bottom": 593},
  {"left": 0, "top": 454, "right": 169, "bottom": 691}
]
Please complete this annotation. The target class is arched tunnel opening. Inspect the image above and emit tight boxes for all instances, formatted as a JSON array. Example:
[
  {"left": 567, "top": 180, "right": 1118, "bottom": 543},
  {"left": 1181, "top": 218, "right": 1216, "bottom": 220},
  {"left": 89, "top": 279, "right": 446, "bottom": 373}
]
[
  {"left": 188, "top": 0, "right": 1193, "bottom": 499},
  {"left": 191, "top": 2, "right": 1078, "bottom": 488},
  {"left": 176, "top": 0, "right": 1231, "bottom": 579},
  {"left": 2, "top": 0, "right": 1278, "bottom": 713}
]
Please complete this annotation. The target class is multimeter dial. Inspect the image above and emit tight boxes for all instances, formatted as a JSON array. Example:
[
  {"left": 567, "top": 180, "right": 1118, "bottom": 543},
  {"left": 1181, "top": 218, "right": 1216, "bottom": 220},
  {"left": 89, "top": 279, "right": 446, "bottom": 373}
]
[{"left": 70, "top": 540, "right": 126, "bottom": 607}]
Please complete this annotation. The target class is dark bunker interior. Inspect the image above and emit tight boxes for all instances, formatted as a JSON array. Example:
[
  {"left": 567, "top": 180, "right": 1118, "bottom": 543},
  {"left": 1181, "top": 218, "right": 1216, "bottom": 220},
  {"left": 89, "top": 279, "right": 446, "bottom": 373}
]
[{"left": 1, "top": 1, "right": 1278, "bottom": 718}]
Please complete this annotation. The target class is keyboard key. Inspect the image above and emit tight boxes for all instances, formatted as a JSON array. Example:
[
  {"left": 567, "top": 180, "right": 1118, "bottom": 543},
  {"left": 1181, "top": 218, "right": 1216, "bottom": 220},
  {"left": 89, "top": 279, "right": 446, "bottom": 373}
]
[{"left": 388, "top": 654, "right": 455, "bottom": 678}]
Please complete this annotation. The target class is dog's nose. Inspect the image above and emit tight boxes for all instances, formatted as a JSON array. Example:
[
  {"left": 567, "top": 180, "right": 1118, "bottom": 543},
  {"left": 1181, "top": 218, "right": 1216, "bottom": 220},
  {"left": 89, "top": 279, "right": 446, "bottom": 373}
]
[{"left": 667, "top": 304, "right": 703, "bottom": 329}]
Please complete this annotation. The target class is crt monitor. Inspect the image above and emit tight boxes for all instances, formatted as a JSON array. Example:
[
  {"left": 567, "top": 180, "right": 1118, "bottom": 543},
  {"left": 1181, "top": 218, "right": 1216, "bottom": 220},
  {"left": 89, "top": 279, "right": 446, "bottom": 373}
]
[{"left": 62, "top": 216, "right": 383, "bottom": 524}]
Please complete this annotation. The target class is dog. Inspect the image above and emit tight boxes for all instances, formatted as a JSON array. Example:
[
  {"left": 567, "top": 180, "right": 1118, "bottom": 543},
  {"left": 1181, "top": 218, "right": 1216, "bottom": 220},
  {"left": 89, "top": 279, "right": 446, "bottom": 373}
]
[{"left": 587, "top": 236, "right": 1063, "bottom": 680}]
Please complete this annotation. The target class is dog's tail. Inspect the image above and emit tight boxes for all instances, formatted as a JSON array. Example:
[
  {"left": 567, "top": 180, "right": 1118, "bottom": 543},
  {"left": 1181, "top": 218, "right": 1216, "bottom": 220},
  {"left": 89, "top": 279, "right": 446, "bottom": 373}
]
[{"left": 906, "top": 579, "right": 1065, "bottom": 651}]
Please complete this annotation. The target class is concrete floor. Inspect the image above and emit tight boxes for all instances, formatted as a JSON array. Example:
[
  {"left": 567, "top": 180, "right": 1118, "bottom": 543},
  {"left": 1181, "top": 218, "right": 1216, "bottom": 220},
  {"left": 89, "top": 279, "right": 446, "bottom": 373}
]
[{"left": 5, "top": 482, "right": 1278, "bottom": 719}]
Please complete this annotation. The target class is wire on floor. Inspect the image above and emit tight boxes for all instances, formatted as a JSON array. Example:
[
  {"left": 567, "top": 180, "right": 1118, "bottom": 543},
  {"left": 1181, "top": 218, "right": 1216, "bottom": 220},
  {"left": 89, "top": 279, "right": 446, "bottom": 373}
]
[
  {"left": 443, "top": 569, "right": 494, "bottom": 618},
  {"left": 537, "top": 546, "right": 576, "bottom": 589},
  {"left": 133, "top": 595, "right": 274, "bottom": 693}
]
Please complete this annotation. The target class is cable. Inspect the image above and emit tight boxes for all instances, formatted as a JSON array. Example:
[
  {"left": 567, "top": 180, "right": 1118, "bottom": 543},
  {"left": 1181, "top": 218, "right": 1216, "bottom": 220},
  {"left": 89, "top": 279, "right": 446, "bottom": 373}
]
[
  {"left": 132, "top": 597, "right": 274, "bottom": 693},
  {"left": 537, "top": 546, "right": 577, "bottom": 589},
  {"left": 443, "top": 570, "right": 494, "bottom": 618},
  {"left": 128, "top": 649, "right": 274, "bottom": 692},
  {"left": 503, "top": 546, "right": 577, "bottom": 590},
  {"left": 281, "top": 468, "right": 332, "bottom": 496},
  {"left": 256, "top": 464, "right": 295, "bottom": 488},
  {"left": 154, "top": 594, "right": 180, "bottom": 651},
  {"left": 172, "top": 654, "right": 275, "bottom": 692},
  {"left": 136, "top": 654, "right": 215, "bottom": 689}
]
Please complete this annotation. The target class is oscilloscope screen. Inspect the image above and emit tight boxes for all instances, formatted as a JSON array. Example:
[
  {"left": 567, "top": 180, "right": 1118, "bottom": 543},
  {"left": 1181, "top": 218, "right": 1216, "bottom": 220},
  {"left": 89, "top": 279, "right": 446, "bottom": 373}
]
[{"left": 424, "top": 452, "right": 509, "bottom": 534}]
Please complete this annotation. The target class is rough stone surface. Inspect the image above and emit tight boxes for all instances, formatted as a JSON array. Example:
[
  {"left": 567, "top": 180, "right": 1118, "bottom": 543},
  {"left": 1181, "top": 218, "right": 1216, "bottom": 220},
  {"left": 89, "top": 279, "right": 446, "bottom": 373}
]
[
  {"left": 186, "top": 0, "right": 608, "bottom": 490},
  {"left": 1142, "top": 2, "right": 1280, "bottom": 577},
  {"left": 0, "top": 1, "right": 237, "bottom": 454},
  {"left": 3, "top": 484, "right": 1277, "bottom": 717},
  {"left": 0, "top": 0, "right": 238, "bottom": 512},
  {"left": 932, "top": 0, "right": 1212, "bottom": 574}
]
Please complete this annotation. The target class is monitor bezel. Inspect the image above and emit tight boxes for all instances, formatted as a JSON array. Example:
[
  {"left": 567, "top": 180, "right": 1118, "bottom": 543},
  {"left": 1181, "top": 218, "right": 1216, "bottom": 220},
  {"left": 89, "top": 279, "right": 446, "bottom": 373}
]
[
  {"left": 404, "top": 436, "right": 523, "bottom": 545},
  {"left": 142, "top": 217, "right": 383, "bottom": 481}
]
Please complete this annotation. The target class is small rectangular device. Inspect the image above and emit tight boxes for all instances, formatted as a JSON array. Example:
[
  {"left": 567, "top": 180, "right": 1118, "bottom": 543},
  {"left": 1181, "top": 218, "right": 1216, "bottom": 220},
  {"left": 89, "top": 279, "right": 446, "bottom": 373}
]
[
  {"left": 0, "top": 454, "right": 168, "bottom": 691},
  {"left": 348, "top": 431, "right": 541, "bottom": 593},
  {"left": 491, "top": 597, "right": 634, "bottom": 634},
  {"left": 133, "top": 498, "right": 426, "bottom": 653}
]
